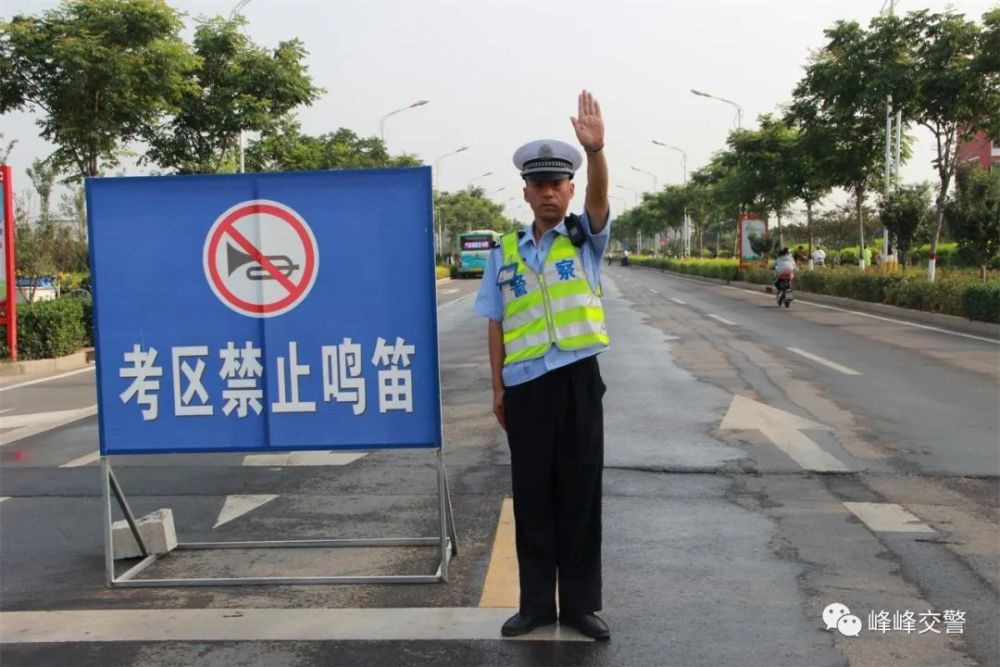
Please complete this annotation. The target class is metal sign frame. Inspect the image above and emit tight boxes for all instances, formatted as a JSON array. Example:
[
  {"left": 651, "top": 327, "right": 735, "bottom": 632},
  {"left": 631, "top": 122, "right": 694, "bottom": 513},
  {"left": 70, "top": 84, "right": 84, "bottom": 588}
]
[
  {"left": 101, "top": 453, "right": 457, "bottom": 587},
  {"left": 90, "top": 168, "right": 457, "bottom": 587}
]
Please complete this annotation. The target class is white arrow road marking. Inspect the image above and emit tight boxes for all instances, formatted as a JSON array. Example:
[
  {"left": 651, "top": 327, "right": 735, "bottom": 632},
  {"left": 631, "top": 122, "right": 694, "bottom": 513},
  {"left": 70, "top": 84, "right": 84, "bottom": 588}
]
[
  {"left": 60, "top": 450, "right": 100, "bottom": 468},
  {"left": 787, "top": 347, "right": 861, "bottom": 376},
  {"left": 670, "top": 297, "right": 686, "bottom": 305},
  {"left": 214, "top": 494, "right": 279, "bottom": 528},
  {"left": 708, "top": 314, "right": 736, "bottom": 325},
  {"left": 241, "top": 451, "right": 366, "bottom": 467},
  {"left": 0, "top": 405, "right": 98, "bottom": 447},
  {"left": 720, "top": 395, "right": 849, "bottom": 472},
  {"left": 843, "top": 502, "right": 935, "bottom": 533}
]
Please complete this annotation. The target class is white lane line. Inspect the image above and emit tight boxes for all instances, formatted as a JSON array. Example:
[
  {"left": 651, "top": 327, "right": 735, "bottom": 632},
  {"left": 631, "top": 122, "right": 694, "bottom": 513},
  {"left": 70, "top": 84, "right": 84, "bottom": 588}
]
[
  {"left": 648, "top": 288, "right": 658, "bottom": 294},
  {"left": 787, "top": 347, "right": 862, "bottom": 376},
  {"left": 0, "top": 608, "right": 591, "bottom": 643},
  {"left": 844, "top": 502, "right": 935, "bottom": 533},
  {"left": 438, "top": 288, "right": 460, "bottom": 294},
  {"left": 0, "top": 405, "right": 99, "bottom": 447},
  {"left": 670, "top": 297, "right": 686, "bottom": 305},
  {"left": 59, "top": 450, "right": 100, "bottom": 468},
  {"left": 241, "top": 451, "right": 366, "bottom": 466},
  {"left": 214, "top": 494, "right": 279, "bottom": 528},
  {"left": 437, "top": 292, "right": 476, "bottom": 310},
  {"left": 0, "top": 497, "right": 9, "bottom": 503},
  {"left": 708, "top": 314, "right": 736, "bottom": 325},
  {"left": 658, "top": 272, "right": 997, "bottom": 345},
  {"left": 0, "top": 366, "right": 95, "bottom": 393}
]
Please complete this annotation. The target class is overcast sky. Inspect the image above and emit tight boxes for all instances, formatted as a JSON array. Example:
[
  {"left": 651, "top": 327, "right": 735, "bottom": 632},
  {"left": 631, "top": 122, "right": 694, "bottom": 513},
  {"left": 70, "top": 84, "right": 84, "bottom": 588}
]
[{"left": 3, "top": 0, "right": 994, "bottom": 223}]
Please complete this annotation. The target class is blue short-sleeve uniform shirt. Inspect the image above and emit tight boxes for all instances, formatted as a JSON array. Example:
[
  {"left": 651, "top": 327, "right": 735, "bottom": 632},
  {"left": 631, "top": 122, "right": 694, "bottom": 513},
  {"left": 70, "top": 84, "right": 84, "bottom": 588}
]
[{"left": 474, "top": 211, "right": 611, "bottom": 387}]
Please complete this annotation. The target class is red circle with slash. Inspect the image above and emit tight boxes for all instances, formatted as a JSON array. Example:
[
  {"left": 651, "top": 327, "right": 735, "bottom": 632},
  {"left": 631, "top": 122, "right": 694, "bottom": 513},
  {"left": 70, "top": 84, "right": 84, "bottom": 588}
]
[{"left": 204, "top": 200, "right": 318, "bottom": 317}]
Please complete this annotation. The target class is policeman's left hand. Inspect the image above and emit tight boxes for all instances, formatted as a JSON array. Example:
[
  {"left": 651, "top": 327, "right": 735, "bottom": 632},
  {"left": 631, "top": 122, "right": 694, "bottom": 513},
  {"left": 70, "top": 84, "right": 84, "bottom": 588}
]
[{"left": 570, "top": 90, "right": 604, "bottom": 151}]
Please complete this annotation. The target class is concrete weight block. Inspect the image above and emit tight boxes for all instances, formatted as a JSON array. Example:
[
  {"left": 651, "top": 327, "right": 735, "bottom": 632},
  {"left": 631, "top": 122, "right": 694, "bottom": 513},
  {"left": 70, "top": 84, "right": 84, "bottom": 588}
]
[{"left": 112, "top": 508, "right": 177, "bottom": 560}]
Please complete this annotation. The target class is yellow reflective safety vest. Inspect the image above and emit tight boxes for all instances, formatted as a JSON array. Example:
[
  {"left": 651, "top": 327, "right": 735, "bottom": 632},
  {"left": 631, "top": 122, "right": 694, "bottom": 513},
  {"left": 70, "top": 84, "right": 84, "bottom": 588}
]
[{"left": 499, "top": 231, "right": 610, "bottom": 365}]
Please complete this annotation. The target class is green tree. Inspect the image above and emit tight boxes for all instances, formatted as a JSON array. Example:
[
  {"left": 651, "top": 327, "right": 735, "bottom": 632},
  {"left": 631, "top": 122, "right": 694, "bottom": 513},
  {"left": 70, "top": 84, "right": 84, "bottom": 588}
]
[
  {"left": 435, "top": 187, "right": 516, "bottom": 256},
  {"left": 246, "top": 118, "right": 420, "bottom": 172},
  {"left": 0, "top": 132, "right": 15, "bottom": 163},
  {"left": 725, "top": 116, "right": 800, "bottom": 246},
  {"left": 784, "top": 118, "right": 835, "bottom": 259},
  {"left": 895, "top": 9, "right": 996, "bottom": 281},
  {"left": 58, "top": 184, "right": 88, "bottom": 242},
  {"left": 1, "top": 0, "right": 197, "bottom": 179},
  {"left": 946, "top": 166, "right": 1000, "bottom": 281},
  {"left": 144, "top": 16, "right": 322, "bottom": 174},
  {"left": 810, "top": 202, "right": 881, "bottom": 253},
  {"left": 790, "top": 17, "right": 907, "bottom": 269},
  {"left": 25, "top": 158, "right": 59, "bottom": 221},
  {"left": 690, "top": 155, "right": 752, "bottom": 258},
  {"left": 878, "top": 183, "right": 930, "bottom": 267}
]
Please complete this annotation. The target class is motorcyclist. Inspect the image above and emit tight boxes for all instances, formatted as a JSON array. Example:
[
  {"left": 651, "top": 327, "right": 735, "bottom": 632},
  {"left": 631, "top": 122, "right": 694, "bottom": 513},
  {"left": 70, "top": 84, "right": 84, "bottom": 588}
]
[{"left": 771, "top": 247, "right": 797, "bottom": 289}]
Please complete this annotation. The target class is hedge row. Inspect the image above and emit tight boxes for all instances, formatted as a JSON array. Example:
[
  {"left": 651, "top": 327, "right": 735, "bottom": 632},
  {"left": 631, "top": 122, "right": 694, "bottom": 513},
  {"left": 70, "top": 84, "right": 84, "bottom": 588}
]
[
  {"left": 0, "top": 297, "right": 94, "bottom": 361},
  {"left": 631, "top": 256, "right": 1000, "bottom": 323}
]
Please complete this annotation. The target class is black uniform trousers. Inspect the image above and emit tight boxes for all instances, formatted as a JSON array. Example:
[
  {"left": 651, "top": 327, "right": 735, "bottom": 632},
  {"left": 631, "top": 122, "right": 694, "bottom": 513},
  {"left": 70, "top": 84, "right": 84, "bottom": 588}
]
[{"left": 502, "top": 355, "right": 606, "bottom": 616}]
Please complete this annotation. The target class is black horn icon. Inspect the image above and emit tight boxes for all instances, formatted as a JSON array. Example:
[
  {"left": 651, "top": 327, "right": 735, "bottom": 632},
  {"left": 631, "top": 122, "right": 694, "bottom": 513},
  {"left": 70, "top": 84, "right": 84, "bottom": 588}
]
[{"left": 226, "top": 243, "right": 300, "bottom": 281}]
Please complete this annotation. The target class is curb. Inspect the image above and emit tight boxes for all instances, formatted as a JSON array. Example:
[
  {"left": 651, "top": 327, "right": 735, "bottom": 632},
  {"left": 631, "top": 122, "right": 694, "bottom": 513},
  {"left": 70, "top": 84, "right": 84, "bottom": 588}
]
[
  {"left": 436, "top": 277, "right": 452, "bottom": 284},
  {"left": 0, "top": 349, "right": 95, "bottom": 377},
  {"left": 634, "top": 265, "right": 1000, "bottom": 341}
]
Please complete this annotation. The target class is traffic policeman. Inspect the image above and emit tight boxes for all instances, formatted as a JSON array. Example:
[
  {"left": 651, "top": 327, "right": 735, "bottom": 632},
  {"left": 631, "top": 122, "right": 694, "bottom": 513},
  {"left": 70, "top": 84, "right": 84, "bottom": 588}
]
[{"left": 474, "top": 90, "right": 611, "bottom": 640}]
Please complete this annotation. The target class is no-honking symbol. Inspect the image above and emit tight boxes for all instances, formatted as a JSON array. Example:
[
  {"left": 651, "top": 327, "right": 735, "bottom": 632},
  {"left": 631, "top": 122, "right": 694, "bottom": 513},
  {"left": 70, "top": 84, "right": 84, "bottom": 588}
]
[{"left": 204, "top": 200, "right": 319, "bottom": 318}]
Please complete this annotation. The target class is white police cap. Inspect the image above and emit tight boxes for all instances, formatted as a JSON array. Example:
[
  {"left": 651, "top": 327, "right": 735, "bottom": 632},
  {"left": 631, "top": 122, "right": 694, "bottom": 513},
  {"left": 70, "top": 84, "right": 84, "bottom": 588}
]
[{"left": 513, "top": 139, "right": 583, "bottom": 181}]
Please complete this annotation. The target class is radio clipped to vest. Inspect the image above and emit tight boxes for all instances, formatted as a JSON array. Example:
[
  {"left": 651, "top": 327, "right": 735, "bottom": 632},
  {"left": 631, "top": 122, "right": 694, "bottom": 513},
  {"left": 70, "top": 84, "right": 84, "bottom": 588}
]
[{"left": 564, "top": 214, "right": 587, "bottom": 247}]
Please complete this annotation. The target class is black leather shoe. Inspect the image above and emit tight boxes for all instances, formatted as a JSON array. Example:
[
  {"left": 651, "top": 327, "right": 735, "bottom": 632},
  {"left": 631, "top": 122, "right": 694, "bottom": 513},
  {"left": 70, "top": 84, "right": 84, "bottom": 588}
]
[
  {"left": 560, "top": 612, "right": 611, "bottom": 641},
  {"left": 501, "top": 612, "right": 557, "bottom": 637}
]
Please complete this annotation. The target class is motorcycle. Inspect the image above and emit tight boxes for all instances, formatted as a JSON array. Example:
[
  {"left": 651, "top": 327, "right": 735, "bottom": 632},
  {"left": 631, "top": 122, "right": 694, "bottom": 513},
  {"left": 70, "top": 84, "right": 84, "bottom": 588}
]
[{"left": 775, "top": 273, "right": 794, "bottom": 308}]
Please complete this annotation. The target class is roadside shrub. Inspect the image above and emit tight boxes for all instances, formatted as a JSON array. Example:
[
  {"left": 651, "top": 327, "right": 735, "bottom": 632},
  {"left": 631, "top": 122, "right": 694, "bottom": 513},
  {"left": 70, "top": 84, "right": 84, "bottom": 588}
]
[
  {"left": 4, "top": 297, "right": 91, "bottom": 360},
  {"left": 836, "top": 248, "right": 858, "bottom": 266},
  {"left": 641, "top": 257, "right": 999, "bottom": 322},
  {"left": 59, "top": 271, "right": 91, "bottom": 293},
  {"left": 436, "top": 265, "right": 450, "bottom": 280},
  {"left": 961, "top": 281, "right": 1000, "bottom": 323},
  {"left": 911, "top": 243, "right": 961, "bottom": 268},
  {"left": 884, "top": 274, "right": 976, "bottom": 316}
]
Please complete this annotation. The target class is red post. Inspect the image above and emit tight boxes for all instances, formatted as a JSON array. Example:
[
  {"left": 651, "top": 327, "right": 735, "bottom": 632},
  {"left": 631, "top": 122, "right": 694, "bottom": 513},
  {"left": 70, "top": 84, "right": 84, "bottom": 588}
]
[
  {"left": 0, "top": 165, "right": 16, "bottom": 361},
  {"left": 737, "top": 212, "right": 750, "bottom": 271}
]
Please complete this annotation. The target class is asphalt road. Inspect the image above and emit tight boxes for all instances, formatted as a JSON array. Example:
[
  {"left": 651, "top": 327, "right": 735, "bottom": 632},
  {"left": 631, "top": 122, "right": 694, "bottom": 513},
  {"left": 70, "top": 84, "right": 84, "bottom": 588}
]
[{"left": 0, "top": 270, "right": 997, "bottom": 666}]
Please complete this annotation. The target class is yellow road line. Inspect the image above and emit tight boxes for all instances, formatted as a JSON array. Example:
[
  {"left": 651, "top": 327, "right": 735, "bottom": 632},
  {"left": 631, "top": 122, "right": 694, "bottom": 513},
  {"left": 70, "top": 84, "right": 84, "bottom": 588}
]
[{"left": 479, "top": 497, "right": 519, "bottom": 608}]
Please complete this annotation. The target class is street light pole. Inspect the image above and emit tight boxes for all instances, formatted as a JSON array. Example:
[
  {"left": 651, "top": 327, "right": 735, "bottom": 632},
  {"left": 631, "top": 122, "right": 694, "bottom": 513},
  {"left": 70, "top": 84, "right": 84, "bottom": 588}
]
[
  {"left": 466, "top": 171, "right": 492, "bottom": 189},
  {"left": 652, "top": 140, "right": 690, "bottom": 257},
  {"left": 616, "top": 184, "right": 640, "bottom": 207},
  {"left": 691, "top": 89, "right": 744, "bottom": 130},
  {"left": 630, "top": 166, "right": 658, "bottom": 193},
  {"left": 880, "top": 0, "right": 901, "bottom": 268},
  {"left": 379, "top": 99, "right": 430, "bottom": 143},
  {"left": 432, "top": 146, "right": 469, "bottom": 258},
  {"left": 616, "top": 185, "right": 641, "bottom": 251}
]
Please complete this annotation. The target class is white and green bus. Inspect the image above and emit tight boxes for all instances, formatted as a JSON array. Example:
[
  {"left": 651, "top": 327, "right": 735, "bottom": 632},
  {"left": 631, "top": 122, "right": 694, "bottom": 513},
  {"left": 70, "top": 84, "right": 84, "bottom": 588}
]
[{"left": 456, "top": 230, "right": 501, "bottom": 278}]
